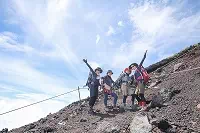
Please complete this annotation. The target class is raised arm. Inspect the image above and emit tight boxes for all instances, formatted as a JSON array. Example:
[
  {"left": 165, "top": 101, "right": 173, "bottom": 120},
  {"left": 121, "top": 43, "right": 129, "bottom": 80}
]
[
  {"left": 139, "top": 50, "right": 147, "bottom": 67},
  {"left": 83, "top": 59, "right": 96, "bottom": 75}
]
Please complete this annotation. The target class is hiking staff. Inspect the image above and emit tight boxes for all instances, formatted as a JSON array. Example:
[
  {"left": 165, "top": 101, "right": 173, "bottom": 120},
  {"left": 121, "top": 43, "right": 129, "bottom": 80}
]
[{"left": 83, "top": 59, "right": 103, "bottom": 115}]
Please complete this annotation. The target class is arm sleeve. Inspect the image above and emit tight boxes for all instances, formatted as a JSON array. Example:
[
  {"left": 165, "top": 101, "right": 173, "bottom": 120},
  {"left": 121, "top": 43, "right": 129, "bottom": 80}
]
[
  {"left": 139, "top": 53, "right": 147, "bottom": 67},
  {"left": 84, "top": 62, "right": 96, "bottom": 75}
]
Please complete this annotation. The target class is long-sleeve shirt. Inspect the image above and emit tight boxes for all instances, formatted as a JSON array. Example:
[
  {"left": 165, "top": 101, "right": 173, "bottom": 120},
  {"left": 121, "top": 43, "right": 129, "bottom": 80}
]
[
  {"left": 103, "top": 75, "right": 114, "bottom": 87},
  {"left": 84, "top": 62, "right": 100, "bottom": 89},
  {"left": 129, "top": 53, "right": 147, "bottom": 82}
]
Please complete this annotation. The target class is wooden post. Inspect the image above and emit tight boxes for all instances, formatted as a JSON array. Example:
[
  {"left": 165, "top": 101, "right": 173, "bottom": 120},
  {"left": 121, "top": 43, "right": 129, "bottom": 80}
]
[{"left": 78, "top": 86, "right": 81, "bottom": 101}]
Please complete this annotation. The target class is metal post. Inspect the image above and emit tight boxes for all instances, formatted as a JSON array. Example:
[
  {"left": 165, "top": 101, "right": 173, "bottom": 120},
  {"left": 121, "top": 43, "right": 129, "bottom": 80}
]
[{"left": 78, "top": 86, "right": 81, "bottom": 101}]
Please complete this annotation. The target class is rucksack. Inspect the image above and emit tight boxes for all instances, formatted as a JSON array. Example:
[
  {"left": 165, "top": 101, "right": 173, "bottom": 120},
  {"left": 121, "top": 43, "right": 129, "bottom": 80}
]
[
  {"left": 139, "top": 66, "right": 150, "bottom": 83},
  {"left": 113, "top": 72, "right": 126, "bottom": 88},
  {"left": 86, "top": 72, "right": 93, "bottom": 87}
]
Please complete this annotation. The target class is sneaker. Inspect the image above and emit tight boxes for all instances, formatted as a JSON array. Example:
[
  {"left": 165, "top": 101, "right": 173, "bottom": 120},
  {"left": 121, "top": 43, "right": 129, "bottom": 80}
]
[
  {"left": 139, "top": 106, "right": 147, "bottom": 111},
  {"left": 120, "top": 103, "right": 126, "bottom": 108}
]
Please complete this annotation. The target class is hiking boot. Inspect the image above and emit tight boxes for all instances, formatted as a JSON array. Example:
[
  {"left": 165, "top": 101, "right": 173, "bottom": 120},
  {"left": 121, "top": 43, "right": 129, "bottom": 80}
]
[
  {"left": 88, "top": 110, "right": 96, "bottom": 115},
  {"left": 120, "top": 103, "right": 125, "bottom": 108},
  {"left": 131, "top": 104, "right": 137, "bottom": 111},
  {"left": 113, "top": 105, "right": 118, "bottom": 110},
  {"left": 88, "top": 107, "right": 96, "bottom": 115},
  {"left": 139, "top": 101, "right": 147, "bottom": 111}
]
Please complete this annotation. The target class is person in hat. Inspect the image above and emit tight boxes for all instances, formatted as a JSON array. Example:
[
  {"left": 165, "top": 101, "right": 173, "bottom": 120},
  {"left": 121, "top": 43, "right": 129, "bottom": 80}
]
[
  {"left": 121, "top": 68, "right": 132, "bottom": 108},
  {"left": 83, "top": 59, "right": 103, "bottom": 115},
  {"left": 129, "top": 50, "right": 148, "bottom": 111},
  {"left": 102, "top": 70, "right": 118, "bottom": 111}
]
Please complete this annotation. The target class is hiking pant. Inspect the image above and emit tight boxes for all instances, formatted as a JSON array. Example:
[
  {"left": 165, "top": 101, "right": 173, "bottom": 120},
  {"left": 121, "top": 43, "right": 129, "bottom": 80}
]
[
  {"left": 135, "top": 81, "right": 145, "bottom": 94},
  {"left": 135, "top": 81, "right": 146, "bottom": 102},
  {"left": 121, "top": 83, "right": 128, "bottom": 96},
  {"left": 104, "top": 92, "right": 118, "bottom": 107},
  {"left": 89, "top": 96, "right": 97, "bottom": 108}
]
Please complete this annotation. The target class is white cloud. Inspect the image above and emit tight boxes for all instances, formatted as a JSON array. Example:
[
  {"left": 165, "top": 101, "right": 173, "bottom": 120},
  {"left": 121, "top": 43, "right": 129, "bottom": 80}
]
[
  {"left": 89, "top": 61, "right": 100, "bottom": 69},
  {"left": 0, "top": 58, "right": 70, "bottom": 95},
  {"left": 112, "top": 0, "right": 200, "bottom": 67},
  {"left": 6, "top": 0, "right": 78, "bottom": 66},
  {"left": 106, "top": 26, "right": 115, "bottom": 36},
  {"left": 118, "top": 21, "right": 124, "bottom": 27},
  {"left": 96, "top": 34, "right": 101, "bottom": 44},
  {"left": 0, "top": 32, "right": 34, "bottom": 53}
]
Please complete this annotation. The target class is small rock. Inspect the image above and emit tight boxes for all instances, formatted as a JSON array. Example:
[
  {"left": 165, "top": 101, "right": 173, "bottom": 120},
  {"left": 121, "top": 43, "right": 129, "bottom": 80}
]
[
  {"left": 26, "top": 123, "right": 36, "bottom": 130},
  {"left": 80, "top": 118, "right": 87, "bottom": 122},
  {"left": 58, "top": 121, "right": 66, "bottom": 125},
  {"left": 39, "top": 118, "right": 47, "bottom": 124},
  {"left": 95, "top": 121, "right": 120, "bottom": 133},
  {"left": 149, "top": 80, "right": 162, "bottom": 88},
  {"left": 159, "top": 88, "right": 173, "bottom": 102},
  {"left": 130, "top": 112, "right": 152, "bottom": 133},
  {"left": 96, "top": 109, "right": 100, "bottom": 113},
  {"left": 156, "top": 68, "right": 162, "bottom": 73},
  {"left": 41, "top": 126, "right": 55, "bottom": 132},
  {"left": 197, "top": 104, "right": 200, "bottom": 109},
  {"left": 173, "top": 63, "right": 184, "bottom": 72},
  {"left": 149, "top": 118, "right": 158, "bottom": 125}
]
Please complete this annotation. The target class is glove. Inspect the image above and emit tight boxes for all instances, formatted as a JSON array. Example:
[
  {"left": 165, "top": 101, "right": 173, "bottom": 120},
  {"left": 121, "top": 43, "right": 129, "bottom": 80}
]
[
  {"left": 144, "top": 50, "right": 148, "bottom": 58},
  {"left": 83, "top": 59, "right": 87, "bottom": 63}
]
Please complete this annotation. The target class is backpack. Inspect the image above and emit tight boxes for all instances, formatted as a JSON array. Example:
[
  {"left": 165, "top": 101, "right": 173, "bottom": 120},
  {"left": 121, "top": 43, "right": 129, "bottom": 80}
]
[
  {"left": 86, "top": 72, "right": 93, "bottom": 88},
  {"left": 113, "top": 72, "right": 126, "bottom": 88},
  {"left": 140, "top": 66, "right": 150, "bottom": 83}
]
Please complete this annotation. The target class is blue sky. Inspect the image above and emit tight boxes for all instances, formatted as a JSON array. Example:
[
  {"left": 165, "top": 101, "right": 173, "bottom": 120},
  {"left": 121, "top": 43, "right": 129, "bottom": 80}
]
[{"left": 0, "top": 0, "right": 200, "bottom": 129}]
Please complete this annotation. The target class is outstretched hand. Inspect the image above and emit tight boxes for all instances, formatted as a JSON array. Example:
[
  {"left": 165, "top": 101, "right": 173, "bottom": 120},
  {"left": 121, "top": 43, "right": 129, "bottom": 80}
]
[
  {"left": 144, "top": 50, "right": 148, "bottom": 57},
  {"left": 83, "top": 59, "right": 87, "bottom": 63}
]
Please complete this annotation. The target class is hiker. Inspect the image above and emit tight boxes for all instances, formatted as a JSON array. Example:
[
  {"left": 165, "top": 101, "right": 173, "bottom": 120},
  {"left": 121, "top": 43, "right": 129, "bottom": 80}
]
[
  {"left": 120, "top": 68, "right": 132, "bottom": 108},
  {"left": 129, "top": 50, "right": 149, "bottom": 110},
  {"left": 102, "top": 70, "right": 118, "bottom": 111},
  {"left": 83, "top": 59, "right": 103, "bottom": 114}
]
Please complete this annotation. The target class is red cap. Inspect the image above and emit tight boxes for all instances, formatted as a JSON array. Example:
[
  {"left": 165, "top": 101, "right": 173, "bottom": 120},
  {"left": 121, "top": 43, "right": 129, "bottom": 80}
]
[{"left": 124, "top": 68, "right": 131, "bottom": 73}]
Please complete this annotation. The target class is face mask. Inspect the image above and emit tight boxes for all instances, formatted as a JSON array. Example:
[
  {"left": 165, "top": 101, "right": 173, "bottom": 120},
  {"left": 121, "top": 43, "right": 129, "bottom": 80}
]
[
  {"left": 132, "top": 70, "right": 136, "bottom": 74},
  {"left": 96, "top": 76, "right": 100, "bottom": 79}
]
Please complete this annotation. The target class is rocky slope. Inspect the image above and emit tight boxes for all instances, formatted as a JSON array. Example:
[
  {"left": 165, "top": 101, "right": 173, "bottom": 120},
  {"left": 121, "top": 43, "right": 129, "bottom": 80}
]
[{"left": 1, "top": 43, "right": 200, "bottom": 133}]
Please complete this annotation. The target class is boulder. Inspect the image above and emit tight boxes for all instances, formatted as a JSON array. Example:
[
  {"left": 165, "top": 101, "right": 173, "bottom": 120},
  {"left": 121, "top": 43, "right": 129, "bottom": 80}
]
[
  {"left": 149, "top": 94, "right": 164, "bottom": 108},
  {"left": 173, "top": 63, "right": 184, "bottom": 72},
  {"left": 159, "top": 88, "right": 173, "bottom": 103},
  {"left": 130, "top": 112, "right": 152, "bottom": 133},
  {"left": 95, "top": 121, "right": 120, "bottom": 133},
  {"left": 197, "top": 104, "right": 200, "bottom": 109},
  {"left": 148, "top": 80, "right": 162, "bottom": 88}
]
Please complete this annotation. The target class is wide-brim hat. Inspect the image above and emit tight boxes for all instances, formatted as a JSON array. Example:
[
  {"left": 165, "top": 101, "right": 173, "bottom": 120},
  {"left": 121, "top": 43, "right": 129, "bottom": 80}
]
[
  {"left": 107, "top": 70, "right": 113, "bottom": 74},
  {"left": 95, "top": 67, "right": 103, "bottom": 73}
]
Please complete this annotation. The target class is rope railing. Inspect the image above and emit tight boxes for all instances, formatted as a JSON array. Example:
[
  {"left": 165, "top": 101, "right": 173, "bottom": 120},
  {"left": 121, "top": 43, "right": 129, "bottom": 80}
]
[{"left": 0, "top": 87, "right": 89, "bottom": 116}]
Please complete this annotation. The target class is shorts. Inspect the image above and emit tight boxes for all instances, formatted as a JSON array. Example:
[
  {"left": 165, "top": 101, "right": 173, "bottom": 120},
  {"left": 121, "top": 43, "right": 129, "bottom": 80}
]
[
  {"left": 121, "top": 83, "right": 136, "bottom": 96},
  {"left": 121, "top": 83, "right": 128, "bottom": 96}
]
